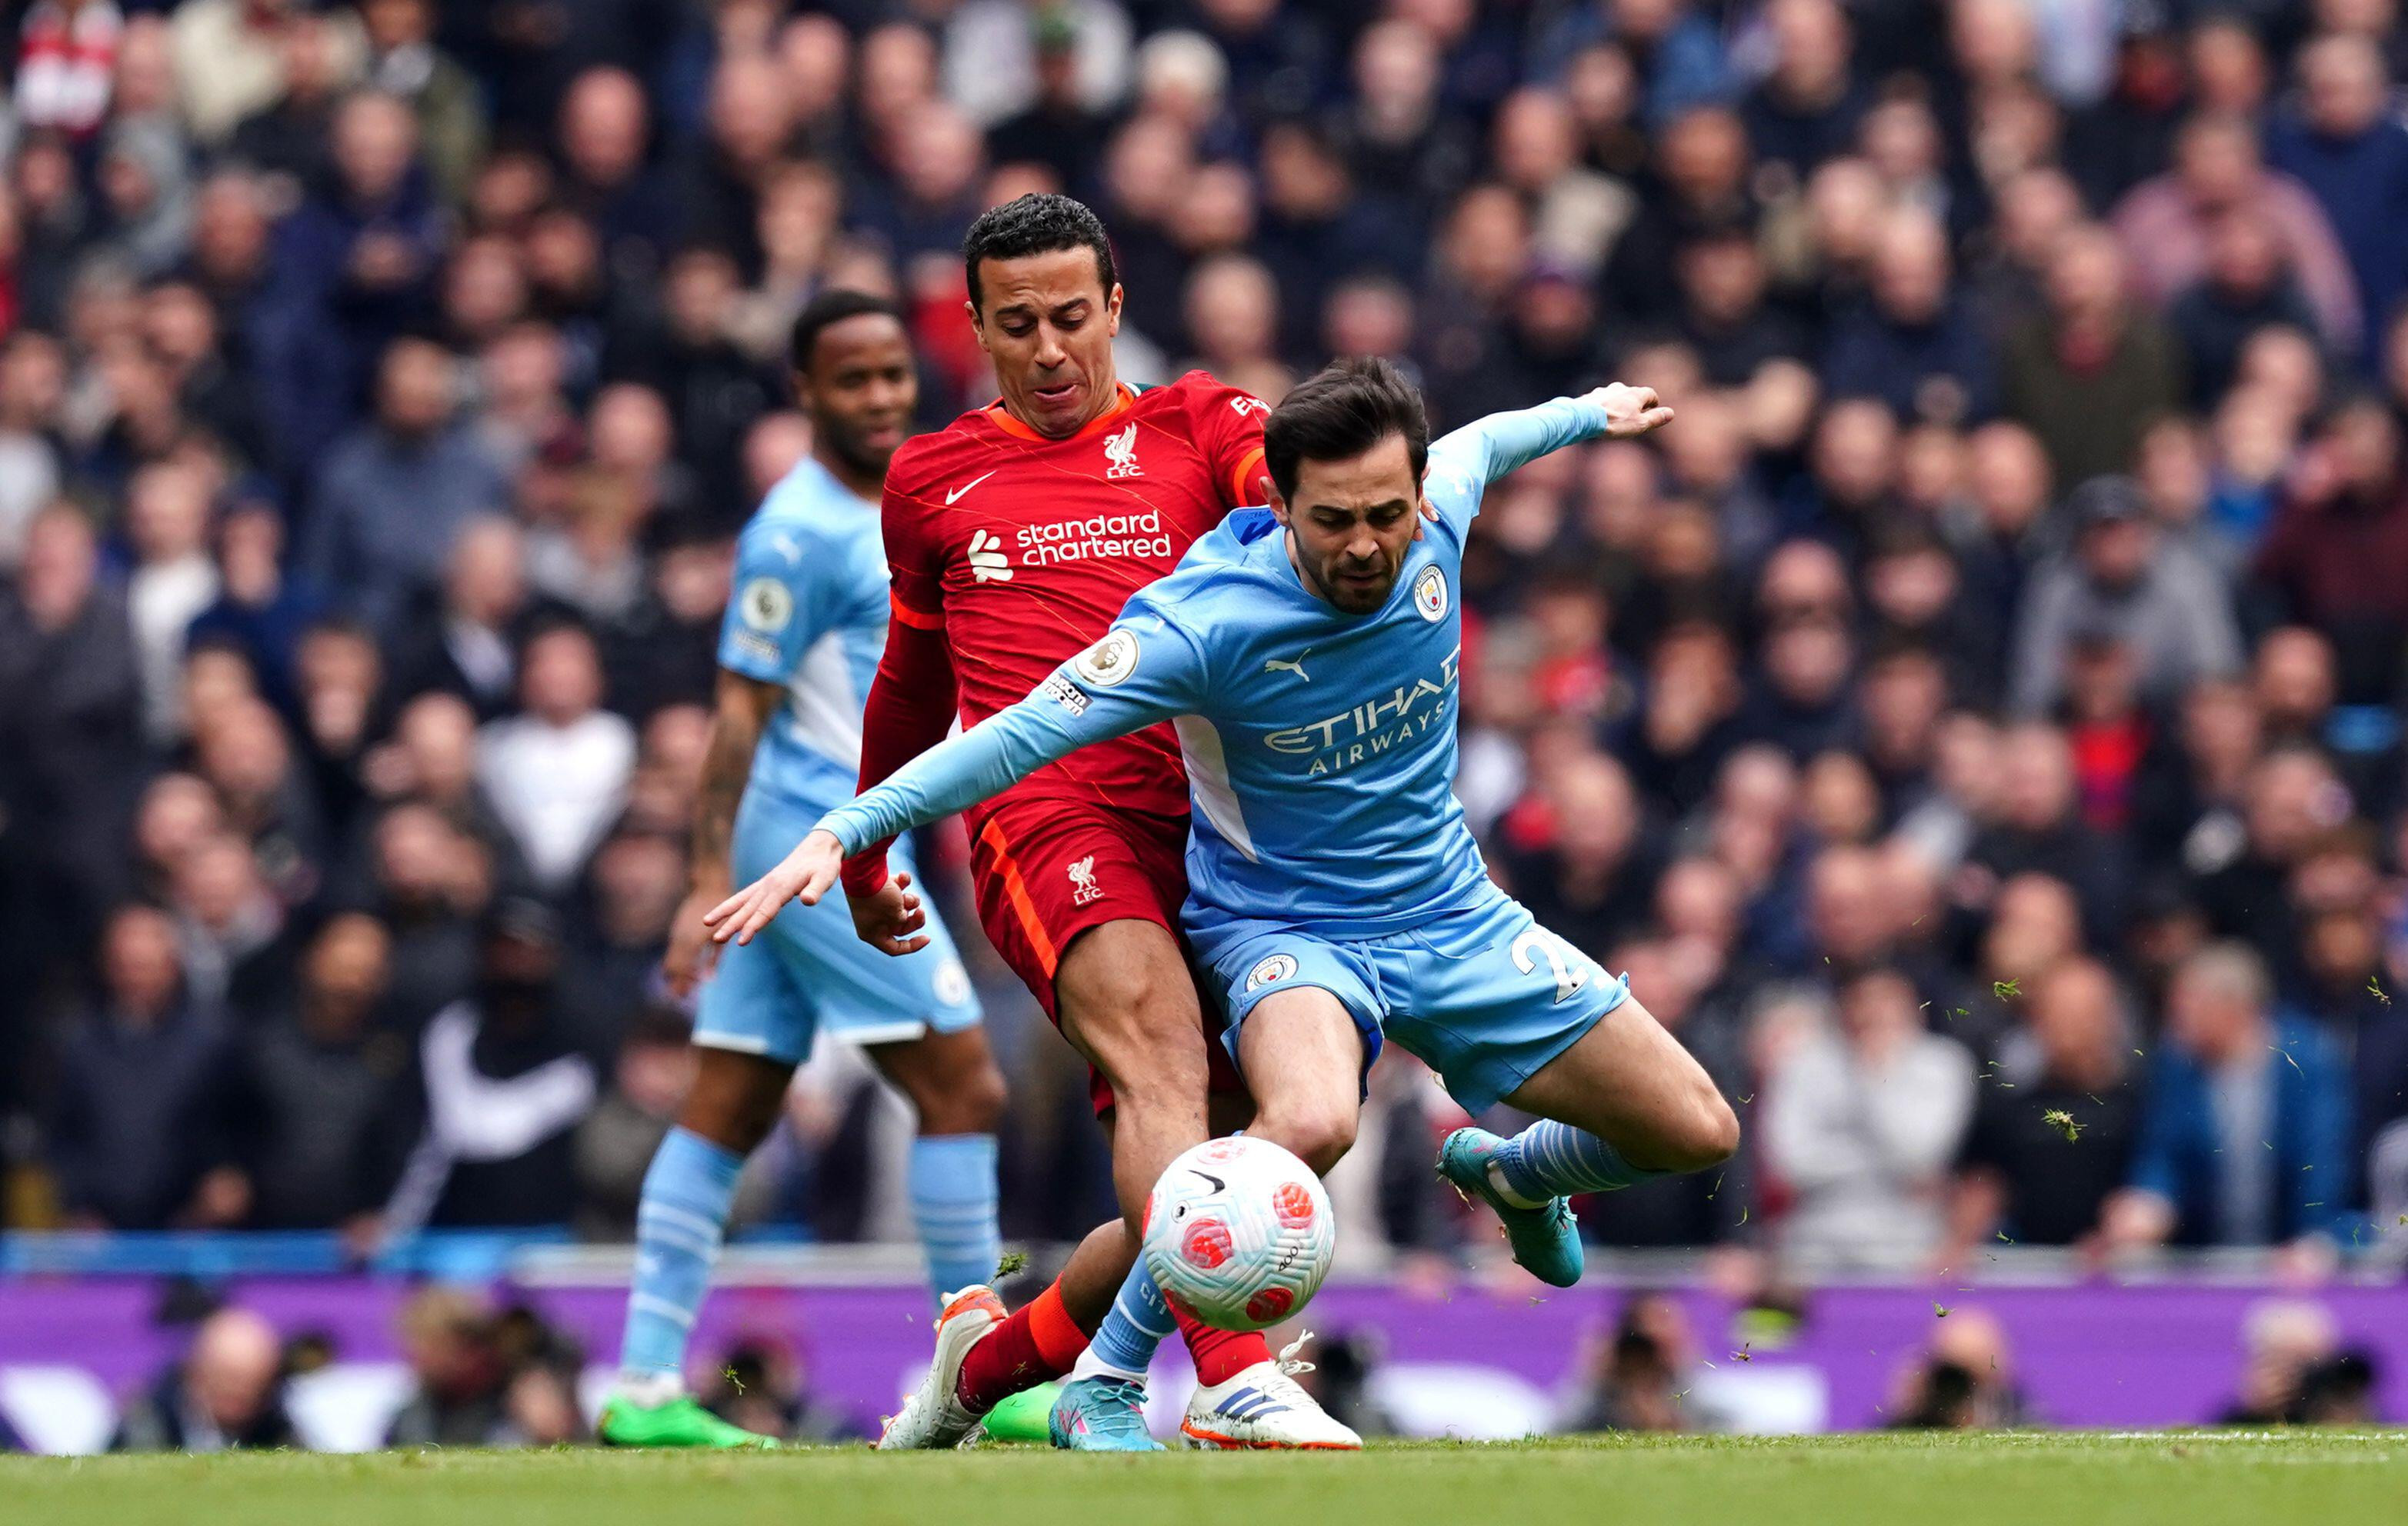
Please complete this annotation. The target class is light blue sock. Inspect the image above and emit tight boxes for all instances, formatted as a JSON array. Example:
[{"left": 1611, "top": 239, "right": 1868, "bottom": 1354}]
[
  {"left": 1082, "top": 1259, "right": 1175, "bottom": 1383},
  {"left": 1494, "top": 1121, "right": 1667, "bottom": 1204},
  {"left": 619, "top": 1126, "right": 745, "bottom": 1381},
  {"left": 907, "top": 1133, "right": 1002, "bottom": 1304}
]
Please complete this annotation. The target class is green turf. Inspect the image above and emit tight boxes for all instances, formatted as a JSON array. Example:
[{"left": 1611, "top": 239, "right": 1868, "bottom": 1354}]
[{"left": 9, "top": 1432, "right": 2403, "bottom": 1526}]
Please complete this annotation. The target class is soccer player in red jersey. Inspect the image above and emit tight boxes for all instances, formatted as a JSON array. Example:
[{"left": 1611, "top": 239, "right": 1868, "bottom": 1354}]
[{"left": 847, "top": 195, "right": 1351, "bottom": 1449}]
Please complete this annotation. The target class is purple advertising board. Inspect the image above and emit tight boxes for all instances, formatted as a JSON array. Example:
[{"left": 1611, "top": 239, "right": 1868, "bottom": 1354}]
[{"left": 3, "top": 1274, "right": 2404, "bottom": 1441}]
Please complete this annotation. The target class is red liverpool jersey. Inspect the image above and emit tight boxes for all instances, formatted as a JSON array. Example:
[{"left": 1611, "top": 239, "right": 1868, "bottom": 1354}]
[{"left": 880, "top": 370, "right": 1269, "bottom": 821}]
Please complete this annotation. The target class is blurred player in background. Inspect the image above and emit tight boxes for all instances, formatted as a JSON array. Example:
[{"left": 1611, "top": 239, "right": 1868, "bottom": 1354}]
[
  {"left": 840, "top": 193, "right": 1354, "bottom": 1449},
  {"left": 599, "top": 292, "right": 1006, "bottom": 1449},
  {"left": 716, "top": 362, "right": 1740, "bottom": 1444}
]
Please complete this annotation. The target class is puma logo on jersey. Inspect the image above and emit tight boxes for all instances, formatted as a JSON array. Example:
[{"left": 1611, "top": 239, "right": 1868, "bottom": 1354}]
[
  {"left": 966, "top": 529, "right": 1013, "bottom": 581},
  {"left": 1103, "top": 424, "right": 1142, "bottom": 479},
  {"left": 945, "top": 469, "right": 998, "bottom": 505},
  {"left": 1067, "top": 855, "right": 1102, "bottom": 906},
  {"left": 1262, "top": 650, "right": 1312, "bottom": 681}
]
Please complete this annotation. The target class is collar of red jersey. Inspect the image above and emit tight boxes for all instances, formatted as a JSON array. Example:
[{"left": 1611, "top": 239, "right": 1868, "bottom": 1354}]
[{"left": 982, "top": 383, "right": 1138, "bottom": 443}]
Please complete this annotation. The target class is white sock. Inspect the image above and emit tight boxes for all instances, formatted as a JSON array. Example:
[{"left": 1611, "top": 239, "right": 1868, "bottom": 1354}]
[
  {"left": 1486, "top": 1160, "right": 1546, "bottom": 1210},
  {"left": 1069, "top": 1343, "right": 1149, "bottom": 1387},
  {"left": 614, "top": 1370, "right": 685, "bottom": 1406}
]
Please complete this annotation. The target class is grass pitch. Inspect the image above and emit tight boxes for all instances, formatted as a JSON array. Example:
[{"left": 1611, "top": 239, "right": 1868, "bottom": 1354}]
[{"left": 10, "top": 1432, "right": 2403, "bottom": 1526}]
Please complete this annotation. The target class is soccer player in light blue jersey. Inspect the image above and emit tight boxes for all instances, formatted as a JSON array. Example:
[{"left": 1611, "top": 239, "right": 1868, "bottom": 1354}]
[
  {"left": 709, "top": 358, "right": 1741, "bottom": 1446},
  {"left": 600, "top": 293, "right": 1009, "bottom": 1449}
]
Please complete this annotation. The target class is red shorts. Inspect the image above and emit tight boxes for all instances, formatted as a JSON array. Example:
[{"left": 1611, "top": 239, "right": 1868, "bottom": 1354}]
[{"left": 967, "top": 794, "right": 1245, "bottom": 1115}]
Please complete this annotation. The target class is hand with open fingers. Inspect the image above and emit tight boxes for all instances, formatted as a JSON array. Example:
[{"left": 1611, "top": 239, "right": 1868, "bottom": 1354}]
[
  {"left": 1587, "top": 382, "right": 1676, "bottom": 438},
  {"left": 705, "top": 828, "right": 845, "bottom": 945},
  {"left": 849, "top": 870, "right": 931, "bottom": 956}
]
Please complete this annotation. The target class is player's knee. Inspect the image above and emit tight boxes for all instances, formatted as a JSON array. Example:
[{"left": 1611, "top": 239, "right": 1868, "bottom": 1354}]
[
  {"left": 929, "top": 1057, "right": 1008, "bottom": 1135},
  {"left": 1671, "top": 1090, "right": 1741, "bottom": 1173},
  {"left": 1256, "top": 1099, "right": 1357, "bottom": 1175}
]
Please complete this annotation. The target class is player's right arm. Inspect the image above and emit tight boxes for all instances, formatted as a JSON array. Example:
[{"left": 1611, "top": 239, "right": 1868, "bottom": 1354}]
[
  {"left": 839, "top": 459, "right": 965, "bottom": 903},
  {"left": 705, "top": 611, "right": 1209, "bottom": 949}
]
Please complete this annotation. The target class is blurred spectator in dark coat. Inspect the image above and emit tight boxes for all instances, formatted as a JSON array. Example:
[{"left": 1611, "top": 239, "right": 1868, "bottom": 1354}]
[
  {"left": 0, "top": 506, "right": 142, "bottom": 958},
  {"left": 2001, "top": 225, "right": 2185, "bottom": 487},
  {"left": 238, "top": 913, "right": 415, "bottom": 1230},
  {"left": 2253, "top": 398, "right": 2408, "bottom": 708},
  {"left": 388, "top": 517, "right": 534, "bottom": 721},
  {"left": 1739, "top": 0, "right": 1865, "bottom": 191},
  {"left": 111, "top": 1308, "right": 296, "bottom": 1452},
  {"left": 378, "top": 900, "right": 597, "bottom": 1233},
  {"left": 1965, "top": 723, "right": 2130, "bottom": 950},
  {"left": 47, "top": 905, "right": 245, "bottom": 1230},
  {"left": 222, "top": 8, "right": 355, "bottom": 200},
  {"left": 2099, "top": 943, "right": 2354, "bottom": 1252},
  {"left": 357, "top": 801, "right": 486, "bottom": 1028},
  {"left": 2264, "top": 36, "right": 2408, "bottom": 365},
  {"left": 555, "top": 65, "right": 679, "bottom": 288},
  {"left": 559, "top": 829, "right": 679, "bottom": 1058},
  {"left": 1946, "top": 957, "right": 2141, "bottom": 1254},
  {"left": 304, "top": 337, "right": 509, "bottom": 633},
  {"left": 264, "top": 89, "right": 448, "bottom": 455},
  {"left": 187, "top": 499, "right": 327, "bottom": 718},
  {"left": 2166, "top": 209, "right": 2327, "bottom": 410},
  {"left": 1822, "top": 205, "right": 1996, "bottom": 426}
]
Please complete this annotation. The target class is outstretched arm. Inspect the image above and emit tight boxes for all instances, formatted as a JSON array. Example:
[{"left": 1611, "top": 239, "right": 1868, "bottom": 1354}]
[
  {"left": 706, "top": 618, "right": 1206, "bottom": 947},
  {"left": 1429, "top": 382, "right": 1675, "bottom": 497},
  {"left": 841, "top": 611, "right": 961, "bottom": 899}
]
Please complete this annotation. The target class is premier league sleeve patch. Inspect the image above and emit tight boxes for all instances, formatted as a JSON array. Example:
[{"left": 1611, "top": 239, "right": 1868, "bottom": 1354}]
[
  {"left": 739, "top": 576, "right": 795, "bottom": 633},
  {"left": 1071, "top": 627, "right": 1142, "bottom": 688}
]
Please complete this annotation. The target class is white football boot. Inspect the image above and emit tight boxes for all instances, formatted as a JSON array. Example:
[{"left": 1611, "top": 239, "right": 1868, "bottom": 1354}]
[
  {"left": 1179, "top": 1331, "right": 1362, "bottom": 1450},
  {"left": 876, "top": 1284, "right": 1006, "bottom": 1450}
]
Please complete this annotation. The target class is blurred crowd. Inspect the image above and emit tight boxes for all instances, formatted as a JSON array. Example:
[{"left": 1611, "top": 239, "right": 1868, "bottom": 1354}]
[{"left": 1, "top": 0, "right": 2407, "bottom": 1277}]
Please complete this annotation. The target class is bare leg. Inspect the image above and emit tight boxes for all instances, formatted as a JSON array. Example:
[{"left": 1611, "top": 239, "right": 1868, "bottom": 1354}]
[
  {"left": 677, "top": 1048, "right": 796, "bottom": 1155},
  {"left": 1232, "top": 988, "right": 1366, "bottom": 1174},
  {"left": 1049, "top": 918, "right": 1214, "bottom": 1311},
  {"left": 1499, "top": 993, "right": 1739, "bottom": 1171},
  {"left": 864, "top": 1025, "right": 1009, "bottom": 1137}
]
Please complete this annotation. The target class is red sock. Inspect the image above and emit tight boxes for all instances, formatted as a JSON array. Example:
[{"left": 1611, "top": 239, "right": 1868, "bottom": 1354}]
[
  {"left": 955, "top": 1280, "right": 1089, "bottom": 1412},
  {"left": 1171, "top": 1302, "right": 1272, "bottom": 1388}
]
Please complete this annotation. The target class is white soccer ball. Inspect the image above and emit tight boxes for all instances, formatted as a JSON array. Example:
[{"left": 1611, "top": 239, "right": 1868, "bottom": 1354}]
[{"left": 1142, "top": 1136, "right": 1336, "bottom": 1333}]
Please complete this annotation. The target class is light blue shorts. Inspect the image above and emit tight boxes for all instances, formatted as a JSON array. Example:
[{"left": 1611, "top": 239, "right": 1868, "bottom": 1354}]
[
  {"left": 695, "top": 786, "right": 982, "bottom": 1065},
  {"left": 1189, "top": 889, "right": 1629, "bottom": 1113}
]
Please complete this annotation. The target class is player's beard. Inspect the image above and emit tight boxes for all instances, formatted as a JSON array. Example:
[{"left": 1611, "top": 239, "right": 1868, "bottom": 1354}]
[
  {"left": 826, "top": 419, "right": 902, "bottom": 484},
  {"left": 1310, "top": 548, "right": 1398, "bottom": 614}
]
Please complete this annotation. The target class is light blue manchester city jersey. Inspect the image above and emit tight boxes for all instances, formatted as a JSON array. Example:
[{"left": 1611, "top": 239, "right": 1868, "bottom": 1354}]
[
  {"left": 718, "top": 456, "right": 892, "bottom": 809},
  {"left": 815, "top": 395, "right": 1616, "bottom": 939}
]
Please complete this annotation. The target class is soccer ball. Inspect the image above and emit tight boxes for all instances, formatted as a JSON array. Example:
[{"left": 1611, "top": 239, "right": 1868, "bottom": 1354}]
[{"left": 1142, "top": 1136, "right": 1336, "bottom": 1333}]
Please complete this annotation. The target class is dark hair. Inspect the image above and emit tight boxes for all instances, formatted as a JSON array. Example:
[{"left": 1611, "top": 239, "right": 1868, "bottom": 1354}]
[
  {"left": 789, "top": 288, "right": 906, "bottom": 373},
  {"left": 961, "top": 193, "right": 1116, "bottom": 311},
  {"left": 1262, "top": 357, "right": 1429, "bottom": 500}
]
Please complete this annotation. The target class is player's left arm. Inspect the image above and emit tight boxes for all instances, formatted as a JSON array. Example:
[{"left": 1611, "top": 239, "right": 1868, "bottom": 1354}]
[
  {"left": 1426, "top": 383, "right": 1676, "bottom": 524},
  {"left": 705, "top": 611, "right": 1210, "bottom": 950}
]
